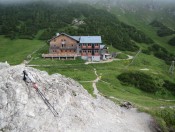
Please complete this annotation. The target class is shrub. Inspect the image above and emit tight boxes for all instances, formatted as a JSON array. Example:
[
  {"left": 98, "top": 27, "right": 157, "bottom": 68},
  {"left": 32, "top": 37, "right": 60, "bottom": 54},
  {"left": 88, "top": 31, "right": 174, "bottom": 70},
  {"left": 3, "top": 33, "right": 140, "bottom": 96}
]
[
  {"left": 148, "top": 44, "right": 175, "bottom": 65},
  {"left": 150, "top": 20, "right": 175, "bottom": 37},
  {"left": 117, "top": 72, "right": 160, "bottom": 93},
  {"left": 168, "top": 37, "right": 175, "bottom": 46},
  {"left": 142, "top": 49, "right": 151, "bottom": 55},
  {"left": 163, "top": 80, "right": 175, "bottom": 95},
  {"left": 155, "top": 108, "right": 175, "bottom": 131}
]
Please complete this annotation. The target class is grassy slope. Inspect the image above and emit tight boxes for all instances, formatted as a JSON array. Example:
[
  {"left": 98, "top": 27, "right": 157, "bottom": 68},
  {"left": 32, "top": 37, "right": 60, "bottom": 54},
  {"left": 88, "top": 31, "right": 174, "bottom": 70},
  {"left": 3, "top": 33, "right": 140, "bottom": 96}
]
[
  {"left": 0, "top": 36, "right": 44, "bottom": 65},
  {"left": 111, "top": 7, "right": 175, "bottom": 54},
  {"left": 0, "top": 32, "right": 175, "bottom": 130}
]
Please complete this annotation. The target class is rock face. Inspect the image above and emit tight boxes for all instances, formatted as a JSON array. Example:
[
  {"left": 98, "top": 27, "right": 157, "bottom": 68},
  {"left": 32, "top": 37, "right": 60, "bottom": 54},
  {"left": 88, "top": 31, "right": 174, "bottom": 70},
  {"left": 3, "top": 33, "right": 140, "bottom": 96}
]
[
  {"left": 0, "top": 62, "right": 10, "bottom": 70},
  {"left": 0, "top": 63, "right": 154, "bottom": 132}
]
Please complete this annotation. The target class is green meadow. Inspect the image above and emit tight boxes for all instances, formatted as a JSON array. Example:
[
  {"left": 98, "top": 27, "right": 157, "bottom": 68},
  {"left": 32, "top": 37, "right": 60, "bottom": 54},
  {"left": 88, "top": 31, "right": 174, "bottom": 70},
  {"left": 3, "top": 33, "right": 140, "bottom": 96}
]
[
  {"left": 0, "top": 36, "right": 44, "bottom": 65},
  {"left": 0, "top": 31, "right": 175, "bottom": 131}
]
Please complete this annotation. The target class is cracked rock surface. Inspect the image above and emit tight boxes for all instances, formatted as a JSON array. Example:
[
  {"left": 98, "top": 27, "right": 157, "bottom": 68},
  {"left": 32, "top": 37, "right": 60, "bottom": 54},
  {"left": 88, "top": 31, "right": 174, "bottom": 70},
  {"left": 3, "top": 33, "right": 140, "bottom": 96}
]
[{"left": 0, "top": 63, "right": 155, "bottom": 132}]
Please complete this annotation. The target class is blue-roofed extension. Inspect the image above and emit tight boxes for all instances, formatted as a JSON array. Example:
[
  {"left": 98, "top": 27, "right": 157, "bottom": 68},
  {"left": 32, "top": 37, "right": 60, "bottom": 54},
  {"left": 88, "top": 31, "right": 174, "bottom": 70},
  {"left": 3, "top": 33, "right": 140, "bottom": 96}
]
[{"left": 80, "top": 36, "right": 102, "bottom": 44}]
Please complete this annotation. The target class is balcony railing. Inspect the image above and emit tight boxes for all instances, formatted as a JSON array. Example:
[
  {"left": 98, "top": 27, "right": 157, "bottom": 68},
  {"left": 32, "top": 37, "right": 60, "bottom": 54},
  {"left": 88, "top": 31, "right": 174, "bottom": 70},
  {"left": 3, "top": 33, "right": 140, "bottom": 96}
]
[
  {"left": 94, "top": 46, "right": 100, "bottom": 49},
  {"left": 59, "top": 46, "right": 77, "bottom": 50},
  {"left": 82, "top": 46, "right": 87, "bottom": 49},
  {"left": 42, "top": 53, "right": 78, "bottom": 58},
  {"left": 50, "top": 46, "right": 77, "bottom": 50},
  {"left": 87, "top": 46, "right": 92, "bottom": 49},
  {"left": 81, "top": 46, "right": 100, "bottom": 49},
  {"left": 50, "top": 46, "right": 59, "bottom": 49},
  {"left": 94, "top": 53, "right": 100, "bottom": 56}
]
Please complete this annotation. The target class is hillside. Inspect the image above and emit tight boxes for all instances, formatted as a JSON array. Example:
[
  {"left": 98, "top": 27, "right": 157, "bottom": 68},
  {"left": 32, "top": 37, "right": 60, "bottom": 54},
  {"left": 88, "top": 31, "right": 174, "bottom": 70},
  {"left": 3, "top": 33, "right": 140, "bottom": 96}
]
[
  {"left": 104, "top": 1, "right": 175, "bottom": 54},
  {"left": 0, "top": 2, "right": 153, "bottom": 52},
  {"left": 0, "top": 1, "right": 175, "bottom": 131}
]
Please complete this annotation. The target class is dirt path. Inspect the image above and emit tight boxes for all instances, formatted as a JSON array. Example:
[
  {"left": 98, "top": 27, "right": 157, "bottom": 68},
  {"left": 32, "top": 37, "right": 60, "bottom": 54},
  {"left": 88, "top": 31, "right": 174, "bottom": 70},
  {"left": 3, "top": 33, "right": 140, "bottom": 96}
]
[
  {"left": 158, "top": 99, "right": 175, "bottom": 102},
  {"left": 23, "top": 44, "right": 47, "bottom": 65},
  {"left": 92, "top": 68, "right": 101, "bottom": 97}
]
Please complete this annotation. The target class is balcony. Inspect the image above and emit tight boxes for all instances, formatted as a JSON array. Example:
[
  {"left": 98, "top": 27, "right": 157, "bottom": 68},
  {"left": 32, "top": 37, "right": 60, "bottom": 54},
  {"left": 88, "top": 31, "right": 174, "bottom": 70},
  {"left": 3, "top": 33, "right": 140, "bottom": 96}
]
[
  {"left": 59, "top": 46, "right": 77, "bottom": 50},
  {"left": 94, "top": 46, "right": 100, "bottom": 49},
  {"left": 82, "top": 46, "right": 87, "bottom": 49},
  {"left": 50, "top": 46, "right": 59, "bottom": 50},
  {"left": 87, "top": 46, "right": 92, "bottom": 49},
  {"left": 50, "top": 43, "right": 77, "bottom": 50},
  {"left": 94, "top": 53, "right": 100, "bottom": 56},
  {"left": 42, "top": 53, "right": 78, "bottom": 58}
]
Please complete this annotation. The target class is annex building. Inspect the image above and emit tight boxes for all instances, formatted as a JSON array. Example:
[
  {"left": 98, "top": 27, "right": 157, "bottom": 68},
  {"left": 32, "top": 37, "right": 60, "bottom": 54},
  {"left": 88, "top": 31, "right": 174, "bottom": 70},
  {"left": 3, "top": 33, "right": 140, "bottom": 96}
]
[{"left": 42, "top": 33, "right": 109, "bottom": 61}]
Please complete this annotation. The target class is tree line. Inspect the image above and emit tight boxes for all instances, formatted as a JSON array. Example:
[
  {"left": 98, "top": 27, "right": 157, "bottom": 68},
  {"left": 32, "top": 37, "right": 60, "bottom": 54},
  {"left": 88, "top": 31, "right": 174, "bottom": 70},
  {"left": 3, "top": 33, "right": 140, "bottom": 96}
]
[{"left": 0, "top": 2, "right": 153, "bottom": 52}]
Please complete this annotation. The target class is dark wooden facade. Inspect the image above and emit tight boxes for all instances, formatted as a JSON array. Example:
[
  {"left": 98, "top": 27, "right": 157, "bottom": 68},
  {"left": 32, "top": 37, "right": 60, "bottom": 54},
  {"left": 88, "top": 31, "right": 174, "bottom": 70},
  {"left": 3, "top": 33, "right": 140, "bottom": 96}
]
[{"left": 81, "top": 43, "right": 100, "bottom": 56}]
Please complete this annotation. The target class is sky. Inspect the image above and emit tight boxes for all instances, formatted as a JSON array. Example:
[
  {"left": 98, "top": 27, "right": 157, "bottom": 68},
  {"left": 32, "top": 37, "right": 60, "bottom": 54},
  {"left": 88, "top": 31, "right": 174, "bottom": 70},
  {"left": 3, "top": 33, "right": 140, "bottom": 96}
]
[{"left": 0, "top": 0, "right": 175, "bottom": 4}]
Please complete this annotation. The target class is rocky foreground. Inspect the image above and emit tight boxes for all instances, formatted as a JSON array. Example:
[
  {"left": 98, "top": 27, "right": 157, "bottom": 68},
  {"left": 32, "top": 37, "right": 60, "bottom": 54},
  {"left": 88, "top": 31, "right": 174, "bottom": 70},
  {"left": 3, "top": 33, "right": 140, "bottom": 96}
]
[{"left": 0, "top": 63, "right": 156, "bottom": 132}]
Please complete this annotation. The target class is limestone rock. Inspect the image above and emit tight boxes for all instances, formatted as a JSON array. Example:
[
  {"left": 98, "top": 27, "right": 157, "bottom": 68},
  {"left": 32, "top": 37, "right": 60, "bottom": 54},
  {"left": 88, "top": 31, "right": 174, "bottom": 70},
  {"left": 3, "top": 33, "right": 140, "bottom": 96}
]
[
  {"left": 0, "top": 63, "right": 155, "bottom": 132},
  {"left": 0, "top": 62, "right": 10, "bottom": 70}
]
